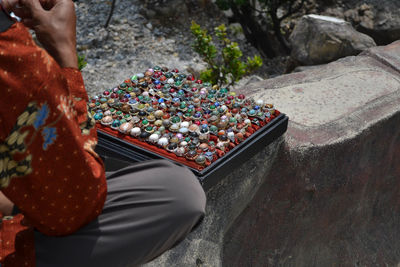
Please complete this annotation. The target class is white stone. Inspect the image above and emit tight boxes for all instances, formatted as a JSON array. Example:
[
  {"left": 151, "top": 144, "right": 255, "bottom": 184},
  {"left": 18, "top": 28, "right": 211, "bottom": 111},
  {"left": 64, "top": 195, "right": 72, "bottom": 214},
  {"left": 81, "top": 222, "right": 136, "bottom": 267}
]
[
  {"left": 179, "top": 127, "right": 189, "bottom": 134},
  {"left": 158, "top": 137, "right": 169, "bottom": 147},
  {"left": 181, "top": 121, "right": 190, "bottom": 128},
  {"left": 130, "top": 127, "right": 141, "bottom": 137},
  {"left": 307, "top": 14, "right": 346, "bottom": 24},
  {"left": 149, "top": 133, "right": 160, "bottom": 143},
  {"left": 180, "top": 141, "right": 188, "bottom": 147}
]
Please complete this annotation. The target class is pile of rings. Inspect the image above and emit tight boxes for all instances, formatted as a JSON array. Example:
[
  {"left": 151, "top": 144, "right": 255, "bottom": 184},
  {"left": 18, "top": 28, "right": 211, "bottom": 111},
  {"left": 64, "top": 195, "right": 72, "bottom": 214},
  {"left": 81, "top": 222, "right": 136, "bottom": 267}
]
[{"left": 88, "top": 66, "right": 278, "bottom": 167}]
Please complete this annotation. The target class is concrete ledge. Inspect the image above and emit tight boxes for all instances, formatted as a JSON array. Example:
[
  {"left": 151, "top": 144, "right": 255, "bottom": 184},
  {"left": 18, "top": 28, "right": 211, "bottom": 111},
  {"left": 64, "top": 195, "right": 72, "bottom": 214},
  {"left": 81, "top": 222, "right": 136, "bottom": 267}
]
[{"left": 145, "top": 41, "right": 400, "bottom": 266}]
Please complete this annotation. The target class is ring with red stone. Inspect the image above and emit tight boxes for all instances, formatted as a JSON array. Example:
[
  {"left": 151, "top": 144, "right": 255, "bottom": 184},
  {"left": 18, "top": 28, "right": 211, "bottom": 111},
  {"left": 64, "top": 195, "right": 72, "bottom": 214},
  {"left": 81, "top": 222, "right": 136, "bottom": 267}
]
[{"left": 236, "top": 132, "right": 244, "bottom": 142}]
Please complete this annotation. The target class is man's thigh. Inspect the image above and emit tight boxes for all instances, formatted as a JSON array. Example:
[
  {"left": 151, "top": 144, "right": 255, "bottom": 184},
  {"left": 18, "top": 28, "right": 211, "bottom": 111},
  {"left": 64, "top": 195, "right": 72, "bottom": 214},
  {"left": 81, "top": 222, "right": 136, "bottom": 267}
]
[{"left": 35, "top": 159, "right": 206, "bottom": 267}]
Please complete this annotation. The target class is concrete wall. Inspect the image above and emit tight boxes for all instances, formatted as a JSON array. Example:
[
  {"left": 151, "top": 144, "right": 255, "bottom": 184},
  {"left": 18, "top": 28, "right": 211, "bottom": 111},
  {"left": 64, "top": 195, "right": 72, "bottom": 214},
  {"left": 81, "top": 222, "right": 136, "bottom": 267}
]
[{"left": 145, "top": 41, "right": 400, "bottom": 266}]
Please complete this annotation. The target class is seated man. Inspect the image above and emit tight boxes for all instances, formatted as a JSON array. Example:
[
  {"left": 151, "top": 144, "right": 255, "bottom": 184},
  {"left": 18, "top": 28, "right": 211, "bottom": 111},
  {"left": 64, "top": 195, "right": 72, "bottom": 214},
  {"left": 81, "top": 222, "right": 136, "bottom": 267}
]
[{"left": 0, "top": 0, "right": 206, "bottom": 266}]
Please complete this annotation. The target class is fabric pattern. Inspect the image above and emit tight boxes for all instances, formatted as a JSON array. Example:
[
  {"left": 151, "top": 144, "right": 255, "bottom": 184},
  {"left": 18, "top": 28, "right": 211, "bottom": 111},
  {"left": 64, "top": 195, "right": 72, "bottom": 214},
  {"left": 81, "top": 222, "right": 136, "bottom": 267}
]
[{"left": 0, "top": 22, "right": 107, "bottom": 266}]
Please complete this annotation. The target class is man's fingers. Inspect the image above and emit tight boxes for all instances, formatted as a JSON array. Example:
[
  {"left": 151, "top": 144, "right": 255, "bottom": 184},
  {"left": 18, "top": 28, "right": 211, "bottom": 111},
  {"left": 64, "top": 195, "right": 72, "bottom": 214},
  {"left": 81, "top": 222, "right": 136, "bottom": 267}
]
[
  {"left": 21, "top": 17, "right": 35, "bottom": 28},
  {"left": 39, "top": 0, "right": 58, "bottom": 10},
  {"left": 19, "top": 0, "right": 44, "bottom": 17},
  {"left": 12, "top": 6, "right": 31, "bottom": 19},
  {"left": 1, "top": 0, "right": 20, "bottom": 13}
]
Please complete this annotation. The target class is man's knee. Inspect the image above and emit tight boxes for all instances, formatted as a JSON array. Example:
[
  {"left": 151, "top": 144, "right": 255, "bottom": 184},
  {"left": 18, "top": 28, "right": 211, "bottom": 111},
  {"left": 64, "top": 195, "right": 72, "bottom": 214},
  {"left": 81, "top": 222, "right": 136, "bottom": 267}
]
[{"left": 161, "top": 161, "right": 206, "bottom": 225}]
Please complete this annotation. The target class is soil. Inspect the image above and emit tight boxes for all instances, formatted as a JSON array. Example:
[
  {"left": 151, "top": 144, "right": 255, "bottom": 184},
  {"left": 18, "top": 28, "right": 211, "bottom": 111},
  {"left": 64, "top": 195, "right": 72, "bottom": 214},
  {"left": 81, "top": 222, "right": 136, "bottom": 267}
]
[{"left": 75, "top": 0, "right": 288, "bottom": 97}]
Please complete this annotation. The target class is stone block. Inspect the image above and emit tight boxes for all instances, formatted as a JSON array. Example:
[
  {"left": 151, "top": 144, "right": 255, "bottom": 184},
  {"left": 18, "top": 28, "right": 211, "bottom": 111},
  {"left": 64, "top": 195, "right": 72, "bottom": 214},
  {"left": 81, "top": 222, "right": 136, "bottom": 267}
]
[{"left": 144, "top": 41, "right": 400, "bottom": 266}]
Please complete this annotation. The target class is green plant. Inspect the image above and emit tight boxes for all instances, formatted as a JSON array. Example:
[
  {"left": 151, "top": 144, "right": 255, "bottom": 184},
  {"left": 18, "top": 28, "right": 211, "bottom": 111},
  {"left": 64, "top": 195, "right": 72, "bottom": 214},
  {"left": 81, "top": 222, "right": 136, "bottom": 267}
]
[
  {"left": 191, "top": 21, "right": 262, "bottom": 88},
  {"left": 77, "top": 54, "right": 87, "bottom": 71}
]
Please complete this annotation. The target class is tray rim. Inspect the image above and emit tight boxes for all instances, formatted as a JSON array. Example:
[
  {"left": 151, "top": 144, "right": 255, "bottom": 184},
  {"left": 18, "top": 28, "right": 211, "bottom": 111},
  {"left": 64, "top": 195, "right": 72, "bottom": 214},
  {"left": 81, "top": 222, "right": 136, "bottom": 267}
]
[{"left": 96, "top": 113, "right": 288, "bottom": 176}]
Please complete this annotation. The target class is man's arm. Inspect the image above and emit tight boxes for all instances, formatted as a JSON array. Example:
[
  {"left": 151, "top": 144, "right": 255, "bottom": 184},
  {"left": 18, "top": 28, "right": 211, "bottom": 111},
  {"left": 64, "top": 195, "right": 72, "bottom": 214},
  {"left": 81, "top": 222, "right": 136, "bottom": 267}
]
[
  {"left": 0, "top": 3, "right": 15, "bottom": 217},
  {"left": 2, "top": 0, "right": 78, "bottom": 68},
  {"left": 0, "top": 0, "right": 107, "bottom": 236}
]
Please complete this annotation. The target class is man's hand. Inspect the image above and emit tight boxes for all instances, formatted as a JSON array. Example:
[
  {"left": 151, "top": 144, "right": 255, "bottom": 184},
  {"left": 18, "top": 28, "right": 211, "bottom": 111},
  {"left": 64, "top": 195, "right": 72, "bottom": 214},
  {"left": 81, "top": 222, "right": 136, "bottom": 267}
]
[
  {"left": 0, "top": 0, "right": 19, "bottom": 14},
  {"left": 3, "top": 0, "right": 78, "bottom": 68},
  {"left": 0, "top": 191, "right": 14, "bottom": 216}
]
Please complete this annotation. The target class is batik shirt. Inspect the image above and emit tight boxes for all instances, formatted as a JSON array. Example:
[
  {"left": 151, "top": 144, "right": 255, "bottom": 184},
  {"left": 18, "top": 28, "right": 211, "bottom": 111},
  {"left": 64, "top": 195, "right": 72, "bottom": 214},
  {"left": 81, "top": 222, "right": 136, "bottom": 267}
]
[{"left": 0, "top": 21, "right": 107, "bottom": 266}]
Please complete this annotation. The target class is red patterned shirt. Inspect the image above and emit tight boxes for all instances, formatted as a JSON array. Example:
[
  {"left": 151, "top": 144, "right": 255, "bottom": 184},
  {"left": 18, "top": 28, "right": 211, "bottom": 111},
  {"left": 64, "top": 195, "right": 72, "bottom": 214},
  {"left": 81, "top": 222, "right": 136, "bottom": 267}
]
[{"left": 0, "top": 22, "right": 107, "bottom": 266}]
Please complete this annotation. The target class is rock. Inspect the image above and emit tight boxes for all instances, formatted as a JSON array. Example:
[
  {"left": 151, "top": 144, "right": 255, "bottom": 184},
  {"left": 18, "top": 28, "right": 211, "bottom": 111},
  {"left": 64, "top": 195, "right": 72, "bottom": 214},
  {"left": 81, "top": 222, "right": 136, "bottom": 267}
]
[
  {"left": 232, "top": 75, "right": 263, "bottom": 90},
  {"left": 290, "top": 14, "right": 376, "bottom": 66},
  {"left": 228, "top": 23, "right": 246, "bottom": 41},
  {"left": 145, "top": 22, "right": 153, "bottom": 30},
  {"left": 145, "top": 40, "right": 400, "bottom": 266},
  {"left": 145, "top": 9, "right": 157, "bottom": 19},
  {"left": 77, "top": 44, "right": 90, "bottom": 51},
  {"left": 143, "top": 0, "right": 188, "bottom": 22},
  {"left": 243, "top": 75, "right": 263, "bottom": 85},
  {"left": 321, "top": 1, "right": 400, "bottom": 45},
  {"left": 352, "top": 3, "right": 400, "bottom": 45}
]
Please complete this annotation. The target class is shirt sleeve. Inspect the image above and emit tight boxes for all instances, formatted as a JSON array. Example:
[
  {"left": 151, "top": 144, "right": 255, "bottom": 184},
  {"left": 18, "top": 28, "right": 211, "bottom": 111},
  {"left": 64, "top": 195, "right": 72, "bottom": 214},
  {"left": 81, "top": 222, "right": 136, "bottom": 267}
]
[{"left": 0, "top": 22, "right": 107, "bottom": 236}]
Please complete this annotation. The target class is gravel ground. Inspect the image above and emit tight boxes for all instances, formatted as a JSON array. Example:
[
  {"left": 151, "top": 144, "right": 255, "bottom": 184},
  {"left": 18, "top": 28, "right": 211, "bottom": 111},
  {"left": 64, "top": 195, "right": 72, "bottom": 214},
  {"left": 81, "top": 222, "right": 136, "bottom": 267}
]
[{"left": 75, "top": 0, "right": 287, "bottom": 97}]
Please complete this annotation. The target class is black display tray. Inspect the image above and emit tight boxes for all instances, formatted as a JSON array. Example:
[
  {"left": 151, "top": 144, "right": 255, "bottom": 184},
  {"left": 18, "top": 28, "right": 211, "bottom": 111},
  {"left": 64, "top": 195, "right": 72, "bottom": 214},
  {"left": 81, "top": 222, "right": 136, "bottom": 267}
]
[{"left": 95, "top": 113, "right": 288, "bottom": 190}]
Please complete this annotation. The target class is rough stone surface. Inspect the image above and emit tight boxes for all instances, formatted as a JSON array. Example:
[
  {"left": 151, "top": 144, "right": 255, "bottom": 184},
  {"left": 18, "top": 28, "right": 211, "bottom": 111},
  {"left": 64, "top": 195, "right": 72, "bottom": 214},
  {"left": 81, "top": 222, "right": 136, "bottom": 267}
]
[
  {"left": 143, "top": 0, "right": 188, "bottom": 22},
  {"left": 343, "top": 0, "right": 400, "bottom": 45},
  {"left": 319, "top": 1, "right": 400, "bottom": 46},
  {"left": 290, "top": 14, "right": 376, "bottom": 66},
  {"left": 74, "top": 0, "right": 284, "bottom": 98},
  {"left": 145, "top": 41, "right": 400, "bottom": 266},
  {"left": 292, "top": 64, "right": 326, "bottom": 73},
  {"left": 142, "top": 137, "right": 284, "bottom": 267}
]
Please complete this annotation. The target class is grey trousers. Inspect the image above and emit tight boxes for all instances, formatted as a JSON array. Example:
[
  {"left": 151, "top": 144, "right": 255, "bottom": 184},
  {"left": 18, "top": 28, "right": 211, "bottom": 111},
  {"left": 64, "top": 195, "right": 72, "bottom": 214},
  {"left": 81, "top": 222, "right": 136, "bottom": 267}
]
[{"left": 34, "top": 159, "right": 206, "bottom": 267}]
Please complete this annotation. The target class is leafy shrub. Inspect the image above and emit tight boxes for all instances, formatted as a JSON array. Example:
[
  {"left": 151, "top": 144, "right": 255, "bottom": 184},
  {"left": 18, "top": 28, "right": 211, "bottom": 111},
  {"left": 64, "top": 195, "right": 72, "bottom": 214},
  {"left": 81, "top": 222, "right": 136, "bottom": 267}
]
[
  {"left": 191, "top": 21, "right": 262, "bottom": 87},
  {"left": 77, "top": 54, "right": 87, "bottom": 71}
]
